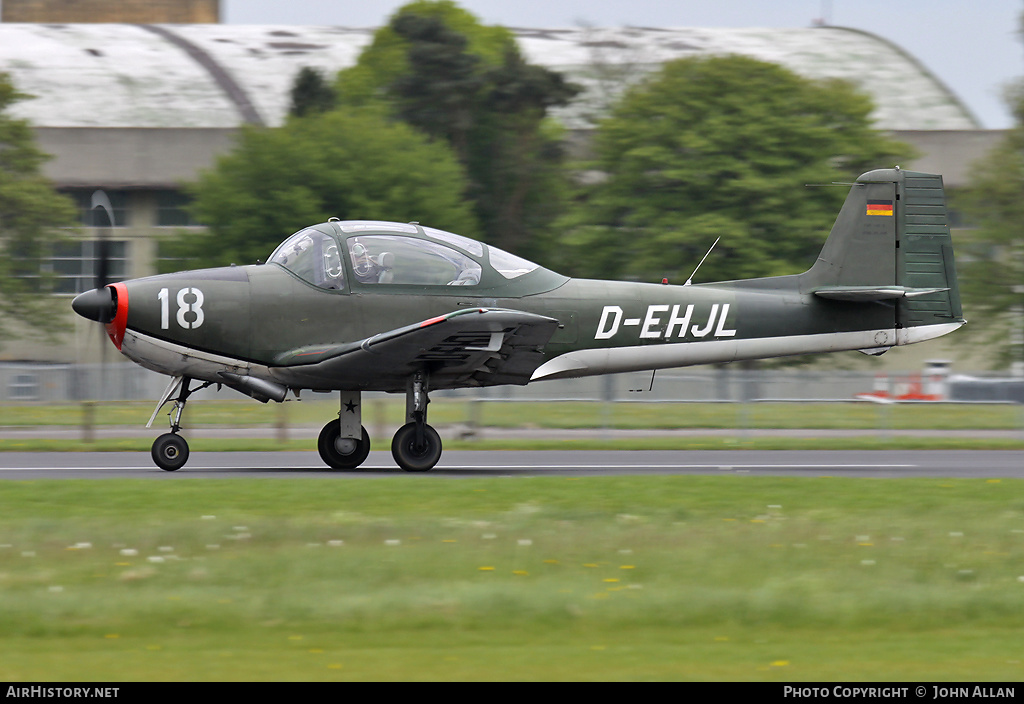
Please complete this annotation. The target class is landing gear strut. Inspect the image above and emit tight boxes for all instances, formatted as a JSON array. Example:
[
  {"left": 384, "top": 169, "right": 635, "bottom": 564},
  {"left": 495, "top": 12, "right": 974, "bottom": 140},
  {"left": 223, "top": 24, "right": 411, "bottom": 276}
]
[
  {"left": 391, "top": 371, "right": 442, "bottom": 472},
  {"left": 148, "top": 376, "right": 213, "bottom": 472},
  {"left": 318, "top": 390, "right": 371, "bottom": 469}
]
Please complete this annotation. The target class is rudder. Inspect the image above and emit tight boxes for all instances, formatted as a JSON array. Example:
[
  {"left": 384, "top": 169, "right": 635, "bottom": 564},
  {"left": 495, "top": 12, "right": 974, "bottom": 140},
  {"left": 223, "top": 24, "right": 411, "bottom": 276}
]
[{"left": 897, "top": 171, "right": 964, "bottom": 327}]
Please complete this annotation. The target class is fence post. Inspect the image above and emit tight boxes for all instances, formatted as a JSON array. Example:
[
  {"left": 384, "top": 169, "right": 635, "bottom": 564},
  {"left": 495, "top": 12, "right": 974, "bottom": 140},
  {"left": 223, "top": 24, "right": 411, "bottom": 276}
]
[
  {"left": 374, "top": 398, "right": 387, "bottom": 442},
  {"left": 82, "top": 401, "right": 95, "bottom": 443},
  {"left": 464, "top": 398, "right": 481, "bottom": 440},
  {"left": 601, "top": 375, "right": 615, "bottom": 430},
  {"left": 276, "top": 401, "right": 288, "bottom": 443}
]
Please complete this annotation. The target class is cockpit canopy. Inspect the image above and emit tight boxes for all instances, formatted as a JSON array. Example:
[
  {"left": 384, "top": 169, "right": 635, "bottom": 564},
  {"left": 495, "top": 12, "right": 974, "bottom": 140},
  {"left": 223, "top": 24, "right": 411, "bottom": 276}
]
[{"left": 268, "top": 220, "right": 561, "bottom": 293}]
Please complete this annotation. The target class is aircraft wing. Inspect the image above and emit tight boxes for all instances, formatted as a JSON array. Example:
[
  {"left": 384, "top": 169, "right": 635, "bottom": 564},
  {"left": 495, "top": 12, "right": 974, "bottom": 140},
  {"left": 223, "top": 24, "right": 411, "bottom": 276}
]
[{"left": 270, "top": 307, "right": 560, "bottom": 390}]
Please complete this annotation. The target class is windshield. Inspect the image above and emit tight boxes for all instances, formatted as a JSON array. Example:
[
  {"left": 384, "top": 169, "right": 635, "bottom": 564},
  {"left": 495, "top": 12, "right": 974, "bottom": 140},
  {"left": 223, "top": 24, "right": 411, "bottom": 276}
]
[{"left": 268, "top": 229, "right": 345, "bottom": 290}]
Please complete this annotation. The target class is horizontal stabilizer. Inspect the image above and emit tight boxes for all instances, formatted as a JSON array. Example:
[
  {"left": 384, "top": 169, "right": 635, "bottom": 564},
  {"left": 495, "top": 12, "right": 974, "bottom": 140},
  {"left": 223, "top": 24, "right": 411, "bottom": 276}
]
[{"left": 813, "top": 285, "right": 950, "bottom": 302}]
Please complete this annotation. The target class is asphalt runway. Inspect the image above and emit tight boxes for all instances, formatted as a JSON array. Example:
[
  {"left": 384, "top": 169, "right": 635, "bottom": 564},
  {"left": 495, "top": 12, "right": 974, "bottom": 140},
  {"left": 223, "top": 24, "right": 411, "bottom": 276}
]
[{"left": 0, "top": 449, "right": 1021, "bottom": 479}]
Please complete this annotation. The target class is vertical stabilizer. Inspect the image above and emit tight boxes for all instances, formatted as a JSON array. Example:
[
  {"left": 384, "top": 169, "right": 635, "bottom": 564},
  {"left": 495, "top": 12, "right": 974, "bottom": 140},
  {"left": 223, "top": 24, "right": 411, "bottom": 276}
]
[
  {"left": 803, "top": 169, "right": 898, "bottom": 291},
  {"left": 801, "top": 169, "right": 964, "bottom": 332}
]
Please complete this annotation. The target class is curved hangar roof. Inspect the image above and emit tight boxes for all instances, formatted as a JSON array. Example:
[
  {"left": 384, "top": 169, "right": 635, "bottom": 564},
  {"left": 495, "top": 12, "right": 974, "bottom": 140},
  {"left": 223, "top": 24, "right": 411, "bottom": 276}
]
[{"left": 0, "top": 23, "right": 979, "bottom": 131}]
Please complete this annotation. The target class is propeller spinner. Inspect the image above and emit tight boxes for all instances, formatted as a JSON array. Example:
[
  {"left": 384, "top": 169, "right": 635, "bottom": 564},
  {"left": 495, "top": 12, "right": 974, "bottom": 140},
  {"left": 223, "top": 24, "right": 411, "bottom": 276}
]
[{"left": 71, "top": 285, "right": 117, "bottom": 323}]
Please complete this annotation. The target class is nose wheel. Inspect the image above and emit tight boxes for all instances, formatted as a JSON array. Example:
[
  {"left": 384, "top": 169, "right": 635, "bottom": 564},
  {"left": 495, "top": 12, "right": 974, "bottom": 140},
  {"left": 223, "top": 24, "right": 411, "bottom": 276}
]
[{"left": 152, "top": 433, "right": 189, "bottom": 471}]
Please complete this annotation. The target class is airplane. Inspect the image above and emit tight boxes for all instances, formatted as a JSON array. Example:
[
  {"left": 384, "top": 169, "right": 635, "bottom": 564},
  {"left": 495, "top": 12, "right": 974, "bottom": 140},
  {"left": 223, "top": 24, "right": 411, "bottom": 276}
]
[{"left": 71, "top": 167, "right": 964, "bottom": 472}]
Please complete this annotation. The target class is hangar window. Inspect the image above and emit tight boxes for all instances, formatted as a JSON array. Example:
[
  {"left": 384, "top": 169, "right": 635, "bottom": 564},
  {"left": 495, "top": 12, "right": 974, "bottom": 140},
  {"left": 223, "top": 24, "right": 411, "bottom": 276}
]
[
  {"left": 48, "top": 240, "right": 128, "bottom": 295},
  {"left": 64, "top": 190, "right": 130, "bottom": 227},
  {"left": 156, "top": 191, "right": 201, "bottom": 227}
]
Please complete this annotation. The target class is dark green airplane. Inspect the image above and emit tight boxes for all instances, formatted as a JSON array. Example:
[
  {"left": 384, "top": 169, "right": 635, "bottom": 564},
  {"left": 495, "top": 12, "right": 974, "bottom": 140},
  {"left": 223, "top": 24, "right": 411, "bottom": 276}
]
[{"left": 72, "top": 168, "right": 964, "bottom": 472}]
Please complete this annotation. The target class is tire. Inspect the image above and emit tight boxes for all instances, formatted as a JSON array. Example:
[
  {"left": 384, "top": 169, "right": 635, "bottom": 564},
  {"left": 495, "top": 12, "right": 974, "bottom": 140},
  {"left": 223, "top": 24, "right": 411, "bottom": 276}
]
[
  {"left": 152, "top": 433, "right": 189, "bottom": 471},
  {"left": 317, "top": 420, "right": 371, "bottom": 469},
  {"left": 391, "top": 422, "right": 442, "bottom": 472}
]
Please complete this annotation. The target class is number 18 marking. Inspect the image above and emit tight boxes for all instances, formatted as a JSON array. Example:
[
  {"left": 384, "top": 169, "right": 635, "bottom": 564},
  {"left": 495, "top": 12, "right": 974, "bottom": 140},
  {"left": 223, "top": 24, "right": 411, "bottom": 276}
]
[{"left": 158, "top": 287, "right": 205, "bottom": 330}]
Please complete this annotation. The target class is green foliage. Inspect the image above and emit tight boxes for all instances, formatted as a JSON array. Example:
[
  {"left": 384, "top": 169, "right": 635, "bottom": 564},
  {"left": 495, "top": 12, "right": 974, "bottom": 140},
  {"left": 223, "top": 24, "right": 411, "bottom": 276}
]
[
  {"left": 388, "top": 11, "right": 483, "bottom": 157},
  {"left": 335, "top": 0, "right": 512, "bottom": 107},
  {"left": 336, "top": 1, "right": 579, "bottom": 259},
  {"left": 955, "top": 83, "right": 1024, "bottom": 369},
  {"left": 170, "top": 107, "right": 478, "bottom": 270},
  {"left": 288, "top": 66, "right": 337, "bottom": 118},
  {"left": 555, "top": 56, "right": 911, "bottom": 283},
  {"left": 0, "top": 73, "right": 76, "bottom": 341}
]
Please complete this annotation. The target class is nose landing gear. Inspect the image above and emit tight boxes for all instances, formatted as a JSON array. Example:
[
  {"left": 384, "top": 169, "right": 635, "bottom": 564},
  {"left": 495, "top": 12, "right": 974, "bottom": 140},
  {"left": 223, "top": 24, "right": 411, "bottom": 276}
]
[{"left": 147, "top": 376, "right": 214, "bottom": 472}]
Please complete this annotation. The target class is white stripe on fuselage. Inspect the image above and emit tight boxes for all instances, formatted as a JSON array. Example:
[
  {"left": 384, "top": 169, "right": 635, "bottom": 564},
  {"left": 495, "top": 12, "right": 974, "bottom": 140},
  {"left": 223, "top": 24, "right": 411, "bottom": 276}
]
[
  {"left": 531, "top": 322, "right": 964, "bottom": 381},
  {"left": 120, "top": 329, "right": 266, "bottom": 382}
]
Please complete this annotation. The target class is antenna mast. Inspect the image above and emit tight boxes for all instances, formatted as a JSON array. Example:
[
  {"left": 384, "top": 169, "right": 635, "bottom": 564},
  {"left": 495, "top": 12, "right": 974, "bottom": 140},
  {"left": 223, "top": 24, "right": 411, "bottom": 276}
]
[{"left": 684, "top": 238, "right": 720, "bottom": 286}]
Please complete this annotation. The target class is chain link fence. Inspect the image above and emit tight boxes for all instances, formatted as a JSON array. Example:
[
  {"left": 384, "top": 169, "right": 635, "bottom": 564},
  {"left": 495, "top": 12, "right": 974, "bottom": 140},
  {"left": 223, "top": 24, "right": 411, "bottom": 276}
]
[{"left": 1, "top": 362, "right": 1020, "bottom": 405}]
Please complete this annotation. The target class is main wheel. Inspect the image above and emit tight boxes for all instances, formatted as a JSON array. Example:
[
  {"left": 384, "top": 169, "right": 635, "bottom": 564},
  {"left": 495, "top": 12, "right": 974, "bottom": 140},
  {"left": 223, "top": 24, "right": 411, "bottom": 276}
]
[
  {"left": 391, "top": 422, "right": 442, "bottom": 472},
  {"left": 317, "top": 420, "right": 371, "bottom": 469},
  {"left": 152, "top": 433, "right": 189, "bottom": 472}
]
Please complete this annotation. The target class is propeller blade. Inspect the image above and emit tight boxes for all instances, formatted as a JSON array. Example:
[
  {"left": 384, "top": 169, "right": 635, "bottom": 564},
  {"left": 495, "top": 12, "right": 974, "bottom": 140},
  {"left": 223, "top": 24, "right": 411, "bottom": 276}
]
[{"left": 91, "top": 191, "right": 115, "bottom": 289}]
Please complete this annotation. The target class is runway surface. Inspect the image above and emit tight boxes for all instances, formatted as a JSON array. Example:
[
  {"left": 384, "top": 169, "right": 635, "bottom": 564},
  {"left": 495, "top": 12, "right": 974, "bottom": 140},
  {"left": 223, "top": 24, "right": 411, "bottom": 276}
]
[{"left": 0, "top": 449, "right": 1022, "bottom": 479}]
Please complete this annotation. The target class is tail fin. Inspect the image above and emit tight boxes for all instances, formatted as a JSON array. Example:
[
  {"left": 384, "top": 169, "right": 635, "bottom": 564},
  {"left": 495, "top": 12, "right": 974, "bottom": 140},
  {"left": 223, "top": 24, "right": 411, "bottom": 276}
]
[{"left": 801, "top": 168, "right": 965, "bottom": 335}]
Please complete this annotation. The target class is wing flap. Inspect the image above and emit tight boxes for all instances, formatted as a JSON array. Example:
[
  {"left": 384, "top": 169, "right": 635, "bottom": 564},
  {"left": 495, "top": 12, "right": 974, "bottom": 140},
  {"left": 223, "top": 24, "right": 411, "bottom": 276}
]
[{"left": 271, "top": 308, "right": 559, "bottom": 390}]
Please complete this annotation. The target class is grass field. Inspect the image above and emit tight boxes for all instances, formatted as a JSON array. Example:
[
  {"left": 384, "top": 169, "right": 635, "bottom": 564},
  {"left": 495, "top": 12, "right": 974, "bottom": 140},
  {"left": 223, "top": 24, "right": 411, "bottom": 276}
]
[
  {"left": 3, "top": 399, "right": 1023, "bottom": 431},
  {"left": 1, "top": 399, "right": 1022, "bottom": 454},
  {"left": 2, "top": 476, "right": 1023, "bottom": 681}
]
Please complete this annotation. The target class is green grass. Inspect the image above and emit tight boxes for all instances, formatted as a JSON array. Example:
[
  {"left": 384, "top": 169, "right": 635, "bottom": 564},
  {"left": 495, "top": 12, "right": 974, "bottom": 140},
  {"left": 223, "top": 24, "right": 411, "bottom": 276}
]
[
  {"left": 2, "top": 477, "right": 1023, "bottom": 680},
  {"left": 3, "top": 399, "right": 1023, "bottom": 430}
]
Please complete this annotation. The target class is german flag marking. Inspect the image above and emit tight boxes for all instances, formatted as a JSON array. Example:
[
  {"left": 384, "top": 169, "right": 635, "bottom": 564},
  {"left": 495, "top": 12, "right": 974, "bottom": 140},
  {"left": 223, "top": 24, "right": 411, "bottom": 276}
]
[{"left": 866, "top": 199, "right": 894, "bottom": 216}]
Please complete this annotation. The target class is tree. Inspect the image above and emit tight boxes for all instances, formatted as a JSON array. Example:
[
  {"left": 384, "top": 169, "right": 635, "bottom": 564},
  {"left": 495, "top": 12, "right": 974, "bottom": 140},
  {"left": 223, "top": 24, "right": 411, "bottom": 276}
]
[
  {"left": 169, "top": 106, "right": 478, "bottom": 270},
  {"left": 335, "top": 1, "right": 578, "bottom": 260},
  {"left": 956, "top": 83, "right": 1024, "bottom": 370},
  {"left": 554, "top": 55, "right": 911, "bottom": 284},
  {"left": 288, "top": 67, "right": 337, "bottom": 118},
  {"left": 0, "top": 73, "right": 76, "bottom": 341}
]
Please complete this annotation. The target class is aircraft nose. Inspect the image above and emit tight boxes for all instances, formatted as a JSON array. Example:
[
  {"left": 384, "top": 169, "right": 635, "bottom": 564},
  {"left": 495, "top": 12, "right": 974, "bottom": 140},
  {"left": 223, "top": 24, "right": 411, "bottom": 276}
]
[{"left": 72, "top": 286, "right": 117, "bottom": 324}]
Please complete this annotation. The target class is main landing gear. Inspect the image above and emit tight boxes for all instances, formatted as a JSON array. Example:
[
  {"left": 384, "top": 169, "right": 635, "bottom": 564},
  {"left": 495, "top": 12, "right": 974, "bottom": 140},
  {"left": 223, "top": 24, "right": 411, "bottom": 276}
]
[
  {"left": 148, "top": 376, "right": 214, "bottom": 472},
  {"left": 391, "top": 372, "right": 441, "bottom": 472},
  {"left": 317, "top": 372, "right": 442, "bottom": 472}
]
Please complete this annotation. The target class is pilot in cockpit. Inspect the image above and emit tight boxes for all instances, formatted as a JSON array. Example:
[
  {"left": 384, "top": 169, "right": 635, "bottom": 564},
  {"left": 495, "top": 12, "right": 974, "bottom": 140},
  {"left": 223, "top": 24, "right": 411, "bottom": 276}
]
[{"left": 350, "top": 239, "right": 394, "bottom": 284}]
